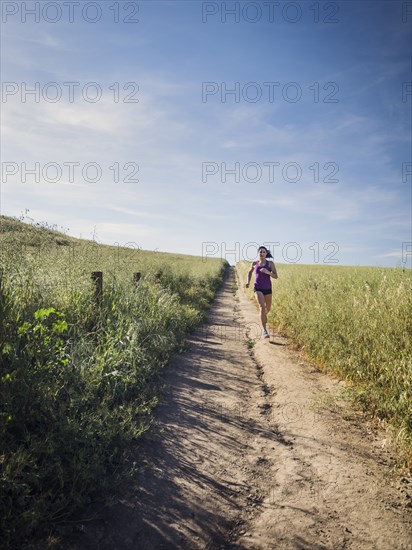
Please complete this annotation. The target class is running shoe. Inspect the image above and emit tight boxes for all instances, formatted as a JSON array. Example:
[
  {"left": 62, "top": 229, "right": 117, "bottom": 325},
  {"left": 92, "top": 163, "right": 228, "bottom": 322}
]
[{"left": 263, "top": 329, "right": 270, "bottom": 339}]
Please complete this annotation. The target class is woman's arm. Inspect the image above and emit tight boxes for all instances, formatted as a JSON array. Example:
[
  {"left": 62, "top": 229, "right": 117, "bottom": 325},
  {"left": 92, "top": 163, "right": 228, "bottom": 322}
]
[
  {"left": 269, "top": 261, "right": 278, "bottom": 279},
  {"left": 260, "top": 261, "right": 278, "bottom": 278},
  {"left": 245, "top": 261, "right": 256, "bottom": 287}
]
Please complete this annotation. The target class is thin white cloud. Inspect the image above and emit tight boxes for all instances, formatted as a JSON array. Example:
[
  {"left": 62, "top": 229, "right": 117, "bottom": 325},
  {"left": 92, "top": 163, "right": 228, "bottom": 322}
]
[
  {"left": 95, "top": 222, "right": 157, "bottom": 238},
  {"left": 108, "top": 205, "right": 184, "bottom": 224},
  {"left": 376, "top": 250, "right": 405, "bottom": 259}
]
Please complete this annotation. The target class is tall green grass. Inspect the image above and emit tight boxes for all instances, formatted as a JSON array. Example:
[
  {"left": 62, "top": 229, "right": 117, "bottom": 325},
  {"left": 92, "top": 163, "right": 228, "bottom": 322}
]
[
  {"left": 0, "top": 216, "right": 226, "bottom": 547},
  {"left": 238, "top": 261, "right": 412, "bottom": 462}
]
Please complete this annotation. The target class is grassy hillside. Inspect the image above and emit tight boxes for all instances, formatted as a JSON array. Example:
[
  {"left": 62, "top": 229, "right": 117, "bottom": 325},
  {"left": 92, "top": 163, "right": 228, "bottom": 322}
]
[
  {"left": 238, "top": 261, "right": 412, "bottom": 464},
  {"left": 0, "top": 216, "right": 227, "bottom": 547}
]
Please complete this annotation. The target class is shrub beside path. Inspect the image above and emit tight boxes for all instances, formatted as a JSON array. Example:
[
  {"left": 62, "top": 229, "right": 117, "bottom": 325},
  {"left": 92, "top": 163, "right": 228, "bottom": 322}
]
[{"left": 64, "top": 267, "right": 412, "bottom": 550}]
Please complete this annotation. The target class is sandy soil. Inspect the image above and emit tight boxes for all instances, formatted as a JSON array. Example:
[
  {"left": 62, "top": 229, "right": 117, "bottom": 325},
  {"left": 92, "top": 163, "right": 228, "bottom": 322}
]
[{"left": 64, "top": 267, "right": 412, "bottom": 550}]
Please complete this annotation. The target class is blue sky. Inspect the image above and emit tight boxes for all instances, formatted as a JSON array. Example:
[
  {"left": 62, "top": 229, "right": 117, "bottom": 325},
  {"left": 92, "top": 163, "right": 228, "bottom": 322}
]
[{"left": 1, "top": 0, "right": 411, "bottom": 267}]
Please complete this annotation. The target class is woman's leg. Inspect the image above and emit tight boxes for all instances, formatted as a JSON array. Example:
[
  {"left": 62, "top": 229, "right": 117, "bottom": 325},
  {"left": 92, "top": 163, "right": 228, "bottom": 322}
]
[
  {"left": 264, "top": 294, "right": 272, "bottom": 315},
  {"left": 254, "top": 291, "right": 267, "bottom": 330},
  {"left": 264, "top": 294, "right": 272, "bottom": 335}
]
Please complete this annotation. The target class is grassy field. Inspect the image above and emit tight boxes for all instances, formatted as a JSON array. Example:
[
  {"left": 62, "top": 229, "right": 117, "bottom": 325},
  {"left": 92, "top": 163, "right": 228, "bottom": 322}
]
[
  {"left": 0, "top": 215, "right": 227, "bottom": 547},
  {"left": 238, "top": 261, "right": 412, "bottom": 464}
]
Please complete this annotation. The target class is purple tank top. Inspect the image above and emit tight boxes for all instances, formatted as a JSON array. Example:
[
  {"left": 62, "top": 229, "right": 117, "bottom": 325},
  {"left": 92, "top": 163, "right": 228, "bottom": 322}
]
[{"left": 254, "top": 260, "right": 271, "bottom": 290}]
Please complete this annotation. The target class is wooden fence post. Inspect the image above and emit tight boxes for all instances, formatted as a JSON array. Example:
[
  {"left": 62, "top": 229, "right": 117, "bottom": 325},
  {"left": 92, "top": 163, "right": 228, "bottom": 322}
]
[{"left": 91, "top": 271, "right": 103, "bottom": 306}]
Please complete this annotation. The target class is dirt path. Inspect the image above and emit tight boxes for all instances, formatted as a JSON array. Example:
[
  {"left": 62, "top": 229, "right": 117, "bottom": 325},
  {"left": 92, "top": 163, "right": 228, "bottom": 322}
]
[{"left": 65, "top": 267, "right": 412, "bottom": 550}]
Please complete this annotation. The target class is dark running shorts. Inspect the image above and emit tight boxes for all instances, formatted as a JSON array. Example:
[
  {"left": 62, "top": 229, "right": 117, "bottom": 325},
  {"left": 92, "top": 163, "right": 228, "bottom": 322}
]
[{"left": 254, "top": 288, "right": 272, "bottom": 295}]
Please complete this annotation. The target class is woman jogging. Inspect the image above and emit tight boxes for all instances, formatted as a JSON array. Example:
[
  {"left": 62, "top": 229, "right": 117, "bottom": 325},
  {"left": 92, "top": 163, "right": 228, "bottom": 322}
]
[{"left": 245, "top": 246, "right": 278, "bottom": 338}]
